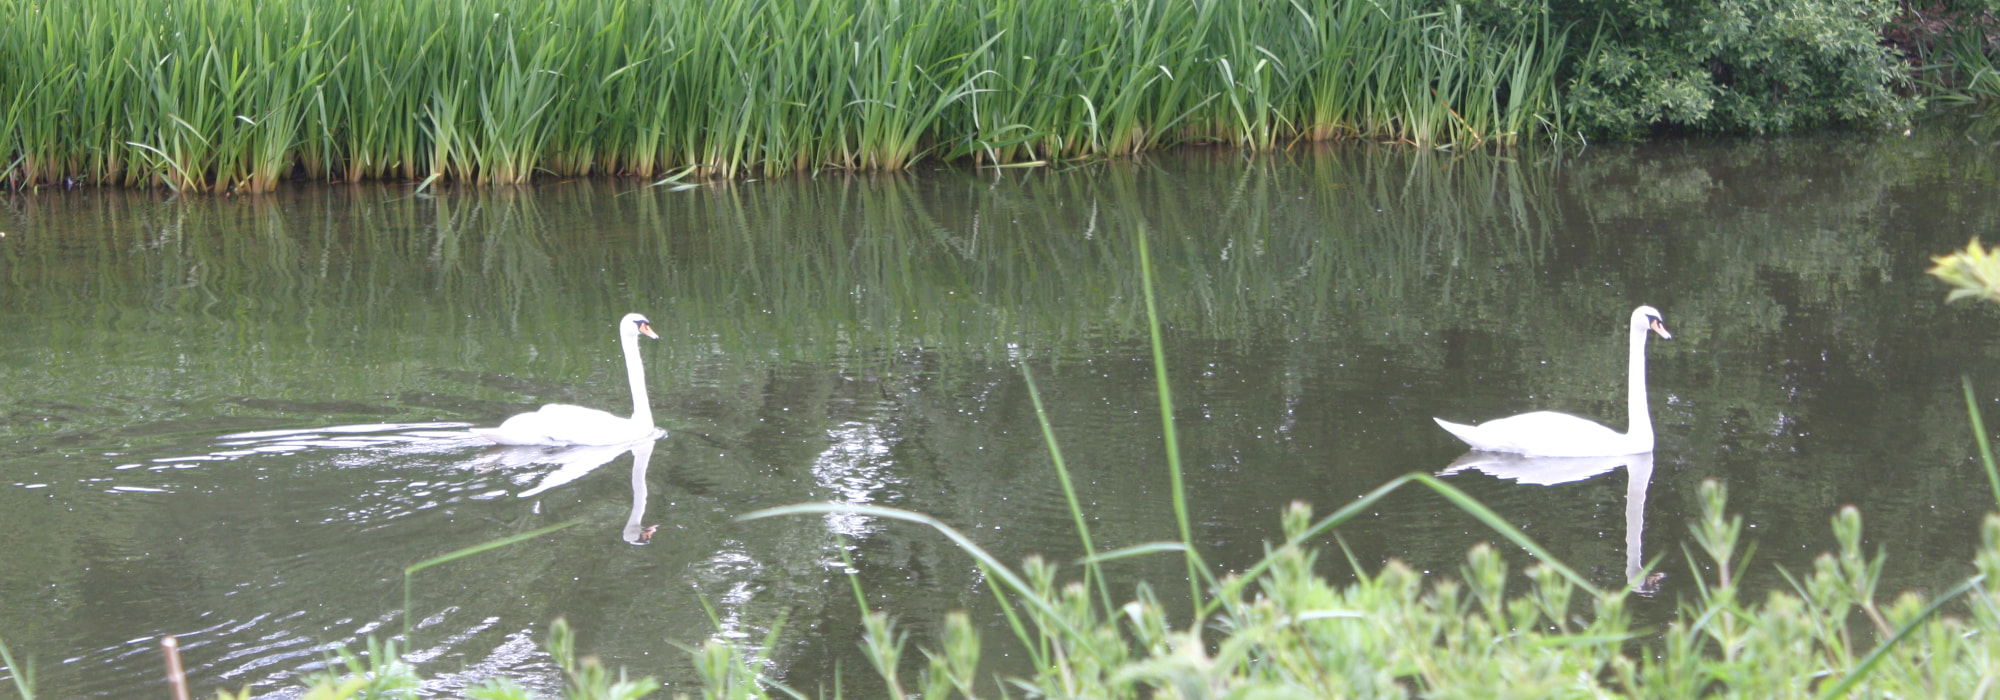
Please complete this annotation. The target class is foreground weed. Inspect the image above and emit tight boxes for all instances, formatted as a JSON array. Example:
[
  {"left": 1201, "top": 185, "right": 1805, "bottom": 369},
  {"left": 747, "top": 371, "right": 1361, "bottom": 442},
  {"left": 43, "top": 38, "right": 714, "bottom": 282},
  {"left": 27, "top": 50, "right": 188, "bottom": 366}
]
[
  {"left": 683, "top": 596, "right": 803, "bottom": 700},
  {"left": 747, "top": 480, "right": 2000, "bottom": 697},
  {"left": 297, "top": 638, "right": 420, "bottom": 699},
  {"left": 285, "top": 620, "right": 658, "bottom": 700},
  {"left": 1931, "top": 239, "right": 2000, "bottom": 506},
  {"left": 536, "top": 619, "right": 659, "bottom": 700}
]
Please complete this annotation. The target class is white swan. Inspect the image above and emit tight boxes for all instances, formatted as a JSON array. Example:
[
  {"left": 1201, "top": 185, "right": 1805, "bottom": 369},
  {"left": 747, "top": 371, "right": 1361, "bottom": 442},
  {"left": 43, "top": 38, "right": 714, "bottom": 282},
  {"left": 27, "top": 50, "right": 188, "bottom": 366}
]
[
  {"left": 1433, "top": 305, "right": 1671, "bottom": 457},
  {"left": 471, "top": 313, "right": 665, "bottom": 446}
]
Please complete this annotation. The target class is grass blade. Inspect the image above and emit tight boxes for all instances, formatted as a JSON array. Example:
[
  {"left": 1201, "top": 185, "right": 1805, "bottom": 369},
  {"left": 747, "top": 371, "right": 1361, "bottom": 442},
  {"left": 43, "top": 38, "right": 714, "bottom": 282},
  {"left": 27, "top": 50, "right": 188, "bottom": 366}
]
[
  {"left": 1964, "top": 376, "right": 2000, "bottom": 509},
  {"left": 402, "top": 518, "right": 583, "bottom": 641}
]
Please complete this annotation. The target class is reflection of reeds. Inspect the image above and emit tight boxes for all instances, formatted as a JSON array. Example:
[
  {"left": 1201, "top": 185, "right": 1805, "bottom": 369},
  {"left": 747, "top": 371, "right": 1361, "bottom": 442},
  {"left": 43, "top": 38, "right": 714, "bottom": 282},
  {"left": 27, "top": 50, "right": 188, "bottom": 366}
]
[
  {"left": 1, "top": 152, "right": 1553, "bottom": 350},
  {"left": 0, "top": 148, "right": 1578, "bottom": 453},
  {"left": 0, "top": 0, "right": 1569, "bottom": 192}
]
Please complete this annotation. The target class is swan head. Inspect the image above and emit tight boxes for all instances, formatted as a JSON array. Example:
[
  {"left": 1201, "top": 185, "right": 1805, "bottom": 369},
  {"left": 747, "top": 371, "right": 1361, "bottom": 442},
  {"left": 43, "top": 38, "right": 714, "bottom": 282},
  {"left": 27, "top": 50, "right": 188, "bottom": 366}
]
[
  {"left": 1632, "top": 305, "right": 1671, "bottom": 340},
  {"left": 620, "top": 313, "right": 660, "bottom": 340}
]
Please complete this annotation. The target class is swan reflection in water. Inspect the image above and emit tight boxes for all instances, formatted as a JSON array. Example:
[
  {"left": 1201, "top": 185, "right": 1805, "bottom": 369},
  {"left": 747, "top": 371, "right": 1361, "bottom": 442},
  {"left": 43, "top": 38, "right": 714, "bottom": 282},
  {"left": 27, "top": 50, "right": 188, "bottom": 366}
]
[
  {"left": 1437, "top": 450, "right": 1661, "bottom": 595},
  {"left": 468, "top": 437, "right": 661, "bottom": 545},
  {"left": 200, "top": 422, "right": 662, "bottom": 543}
]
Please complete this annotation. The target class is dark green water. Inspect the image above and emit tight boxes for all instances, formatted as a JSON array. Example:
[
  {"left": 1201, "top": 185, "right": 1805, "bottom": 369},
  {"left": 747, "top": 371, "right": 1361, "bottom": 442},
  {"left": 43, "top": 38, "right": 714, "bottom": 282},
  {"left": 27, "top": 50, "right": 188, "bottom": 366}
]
[{"left": 3, "top": 131, "right": 1999, "bottom": 697}]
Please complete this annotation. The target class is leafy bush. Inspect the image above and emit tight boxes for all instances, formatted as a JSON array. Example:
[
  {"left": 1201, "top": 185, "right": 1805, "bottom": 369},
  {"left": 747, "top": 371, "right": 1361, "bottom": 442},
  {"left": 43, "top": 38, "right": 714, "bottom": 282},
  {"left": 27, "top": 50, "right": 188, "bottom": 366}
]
[
  {"left": 1459, "top": 0, "right": 1919, "bottom": 137},
  {"left": 1568, "top": 0, "right": 1917, "bottom": 136}
]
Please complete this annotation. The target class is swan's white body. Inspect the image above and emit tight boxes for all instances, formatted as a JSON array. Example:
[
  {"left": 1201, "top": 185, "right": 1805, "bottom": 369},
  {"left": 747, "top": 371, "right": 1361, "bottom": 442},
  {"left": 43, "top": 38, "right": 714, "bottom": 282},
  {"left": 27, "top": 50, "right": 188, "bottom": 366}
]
[
  {"left": 471, "top": 313, "right": 665, "bottom": 446},
  {"left": 1434, "top": 306, "right": 1671, "bottom": 457}
]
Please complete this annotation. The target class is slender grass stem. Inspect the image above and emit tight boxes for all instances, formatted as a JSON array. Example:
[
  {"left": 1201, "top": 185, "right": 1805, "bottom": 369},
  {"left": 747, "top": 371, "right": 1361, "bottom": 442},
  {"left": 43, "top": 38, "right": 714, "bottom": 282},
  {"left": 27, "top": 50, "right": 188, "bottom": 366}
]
[
  {"left": 0, "top": 633, "right": 32, "bottom": 700},
  {"left": 738, "top": 503, "right": 1118, "bottom": 666},
  {"left": 1021, "top": 365, "right": 1117, "bottom": 614},
  {"left": 401, "top": 518, "right": 582, "bottom": 642},
  {"left": 1964, "top": 376, "right": 2000, "bottom": 510},
  {"left": 1133, "top": 222, "right": 1206, "bottom": 616},
  {"left": 1203, "top": 472, "right": 1607, "bottom": 618},
  {"left": 1817, "top": 574, "right": 1984, "bottom": 699}
]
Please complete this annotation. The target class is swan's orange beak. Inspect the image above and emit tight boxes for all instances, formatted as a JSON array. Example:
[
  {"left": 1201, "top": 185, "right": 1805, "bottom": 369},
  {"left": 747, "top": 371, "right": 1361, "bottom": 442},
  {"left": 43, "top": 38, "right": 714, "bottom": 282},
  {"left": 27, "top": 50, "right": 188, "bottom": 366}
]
[
  {"left": 1649, "top": 317, "right": 1672, "bottom": 340},
  {"left": 638, "top": 321, "right": 659, "bottom": 339}
]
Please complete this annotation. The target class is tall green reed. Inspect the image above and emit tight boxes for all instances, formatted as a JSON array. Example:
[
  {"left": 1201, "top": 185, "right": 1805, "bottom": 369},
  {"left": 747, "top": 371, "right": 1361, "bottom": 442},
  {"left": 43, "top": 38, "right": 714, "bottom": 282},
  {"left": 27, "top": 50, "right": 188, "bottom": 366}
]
[
  {"left": 1921, "top": 30, "right": 2000, "bottom": 107},
  {"left": 0, "top": 633, "right": 31, "bottom": 700},
  {"left": 401, "top": 518, "right": 581, "bottom": 642},
  {"left": 0, "top": 0, "right": 1574, "bottom": 191},
  {"left": 1133, "top": 223, "right": 1205, "bottom": 612}
]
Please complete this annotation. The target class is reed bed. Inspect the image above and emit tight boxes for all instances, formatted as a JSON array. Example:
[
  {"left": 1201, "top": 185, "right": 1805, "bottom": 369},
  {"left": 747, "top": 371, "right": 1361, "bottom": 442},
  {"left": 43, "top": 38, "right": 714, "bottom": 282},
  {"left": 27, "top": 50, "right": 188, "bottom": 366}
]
[{"left": 0, "top": 0, "right": 1568, "bottom": 192}]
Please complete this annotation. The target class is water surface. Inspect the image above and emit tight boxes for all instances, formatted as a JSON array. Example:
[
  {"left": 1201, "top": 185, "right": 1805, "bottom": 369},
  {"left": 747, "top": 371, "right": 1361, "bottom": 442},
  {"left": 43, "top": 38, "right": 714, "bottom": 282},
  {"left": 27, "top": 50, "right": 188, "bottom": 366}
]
[{"left": 3, "top": 131, "right": 1999, "bottom": 696}]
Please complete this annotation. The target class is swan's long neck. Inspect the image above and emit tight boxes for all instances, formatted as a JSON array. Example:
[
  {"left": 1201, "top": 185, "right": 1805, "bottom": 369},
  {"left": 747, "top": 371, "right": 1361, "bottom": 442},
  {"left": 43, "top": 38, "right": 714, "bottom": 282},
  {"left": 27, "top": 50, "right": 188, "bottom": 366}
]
[
  {"left": 622, "top": 330, "right": 652, "bottom": 425},
  {"left": 1625, "top": 318, "right": 1652, "bottom": 442}
]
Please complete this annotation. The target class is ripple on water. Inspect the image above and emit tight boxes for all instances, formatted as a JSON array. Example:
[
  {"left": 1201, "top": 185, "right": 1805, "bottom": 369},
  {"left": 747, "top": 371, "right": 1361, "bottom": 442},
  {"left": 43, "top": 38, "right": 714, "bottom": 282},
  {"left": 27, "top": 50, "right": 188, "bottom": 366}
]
[{"left": 6, "top": 421, "right": 616, "bottom": 697}]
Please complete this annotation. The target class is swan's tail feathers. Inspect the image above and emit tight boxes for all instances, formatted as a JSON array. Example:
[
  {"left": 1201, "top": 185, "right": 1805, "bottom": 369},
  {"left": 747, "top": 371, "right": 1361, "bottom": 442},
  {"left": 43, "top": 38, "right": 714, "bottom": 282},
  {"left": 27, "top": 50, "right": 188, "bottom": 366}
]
[
  {"left": 1433, "top": 417, "right": 1482, "bottom": 446},
  {"left": 1435, "top": 417, "right": 1517, "bottom": 453}
]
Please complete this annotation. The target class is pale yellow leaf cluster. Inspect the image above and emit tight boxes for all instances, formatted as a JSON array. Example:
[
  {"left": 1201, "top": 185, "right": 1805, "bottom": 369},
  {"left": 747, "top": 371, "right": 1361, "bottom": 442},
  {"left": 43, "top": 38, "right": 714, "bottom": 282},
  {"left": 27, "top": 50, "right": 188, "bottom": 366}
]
[{"left": 1930, "top": 239, "right": 2000, "bottom": 304}]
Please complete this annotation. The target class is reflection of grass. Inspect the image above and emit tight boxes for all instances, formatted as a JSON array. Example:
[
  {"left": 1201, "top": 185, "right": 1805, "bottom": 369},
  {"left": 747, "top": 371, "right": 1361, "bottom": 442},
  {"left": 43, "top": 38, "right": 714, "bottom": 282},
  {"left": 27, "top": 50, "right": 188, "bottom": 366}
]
[
  {"left": 2, "top": 137, "right": 1949, "bottom": 447},
  {"left": 1, "top": 148, "right": 1560, "bottom": 397}
]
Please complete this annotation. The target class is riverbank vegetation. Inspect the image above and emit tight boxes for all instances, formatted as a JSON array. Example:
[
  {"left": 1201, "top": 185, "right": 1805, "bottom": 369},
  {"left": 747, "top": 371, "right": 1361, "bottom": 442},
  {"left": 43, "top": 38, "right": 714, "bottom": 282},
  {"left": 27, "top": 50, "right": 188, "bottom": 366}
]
[
  {"left": 0, "top": 0, "right": 1989, "bottom": 192},
  {"left": 168, "top": 481, "right": 2000, "bottom": 699},
  {"left": 0, "top": 0, "right": 1570, "bottom": 192}
]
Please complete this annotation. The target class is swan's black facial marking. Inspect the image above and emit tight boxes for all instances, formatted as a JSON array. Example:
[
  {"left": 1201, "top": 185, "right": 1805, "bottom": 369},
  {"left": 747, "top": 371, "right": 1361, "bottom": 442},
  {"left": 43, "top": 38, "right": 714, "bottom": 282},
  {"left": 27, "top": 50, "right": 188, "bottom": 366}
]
[{"left": 635, "top": 319, "right": 659, "bottom": 339}]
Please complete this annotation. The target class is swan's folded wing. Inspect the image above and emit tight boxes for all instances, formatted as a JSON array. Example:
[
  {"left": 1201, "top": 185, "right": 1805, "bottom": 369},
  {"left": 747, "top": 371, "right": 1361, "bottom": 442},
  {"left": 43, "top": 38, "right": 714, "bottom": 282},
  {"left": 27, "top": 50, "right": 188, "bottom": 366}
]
[
  {"left": 473, "top": 404, "right": 655, "bottom": 446},
  {"left": 1434, "top": 412, "right": 1638, "bottom": 457}
]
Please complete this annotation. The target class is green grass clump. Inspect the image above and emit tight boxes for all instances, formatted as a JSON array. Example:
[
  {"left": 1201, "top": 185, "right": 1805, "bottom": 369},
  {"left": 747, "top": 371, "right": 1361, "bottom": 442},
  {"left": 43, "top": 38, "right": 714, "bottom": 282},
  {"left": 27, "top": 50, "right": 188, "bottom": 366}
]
[
  {"left": 62, "top": 481, "right": 1991, "bottom": 698},
  {"left": 1917, "top": 30, "right": 2000, "bottom": 108},
  {"left": 0, "top": 0, "right": 1568, "bottom": 192},
  {"left": 736, "top": 481, "right": 2000, "bottom": 699}
]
